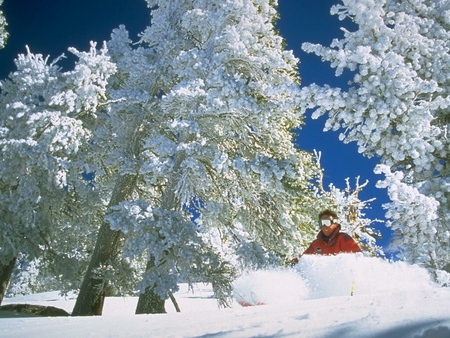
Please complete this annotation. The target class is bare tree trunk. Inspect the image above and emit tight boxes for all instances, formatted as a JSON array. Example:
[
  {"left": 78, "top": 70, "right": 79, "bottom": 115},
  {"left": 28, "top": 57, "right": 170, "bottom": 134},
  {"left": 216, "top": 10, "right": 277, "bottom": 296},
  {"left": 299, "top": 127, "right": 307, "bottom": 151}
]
[
  {"left": 72, "top": 174, "right": 137, "bottom": 316},
  {"left": 169, "top": 291, "right": 180, "bottom": 312},
  {"left": 0, "top": 257, "right": 17, "bottom": 306}
]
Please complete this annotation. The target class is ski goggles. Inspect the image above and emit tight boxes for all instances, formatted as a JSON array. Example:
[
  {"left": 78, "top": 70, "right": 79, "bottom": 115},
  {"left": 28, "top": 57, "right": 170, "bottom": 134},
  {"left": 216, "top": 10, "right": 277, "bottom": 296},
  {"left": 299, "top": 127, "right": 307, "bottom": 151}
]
[{"left": 319, "top": 219, "right": 336, "bottom": 227}]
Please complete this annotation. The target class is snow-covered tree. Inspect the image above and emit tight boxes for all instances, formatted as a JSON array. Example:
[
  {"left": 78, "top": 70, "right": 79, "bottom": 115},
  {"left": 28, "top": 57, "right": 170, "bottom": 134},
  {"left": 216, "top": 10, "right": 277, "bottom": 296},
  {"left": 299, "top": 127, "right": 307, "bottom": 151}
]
[
  {"left": 328, "top": 177, "right": 384, "bottom": 257},
  {"left": 0, "top": 43, "right": 116, "bottom": 304},
  {"left": 74, "top": 0, "right": 324, "bottom": 315},
  {"left": 0, "top": 0, "right": 8, "bottom": 49},
  {"left": 299, "top": 0, "right": 450, "bottom": 273},
  {"left": 375, "top": 164, "right": 450, "bottom": 282},
  {"left": 309, "top": 152, "right": 384, "bottom": 257}
]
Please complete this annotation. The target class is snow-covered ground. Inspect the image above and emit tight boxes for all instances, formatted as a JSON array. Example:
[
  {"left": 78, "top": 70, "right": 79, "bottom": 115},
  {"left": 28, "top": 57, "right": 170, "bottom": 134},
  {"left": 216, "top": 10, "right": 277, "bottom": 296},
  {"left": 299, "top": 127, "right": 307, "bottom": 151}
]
[{"left": 1, "top": 255, "right": 450, "bottom": 338}]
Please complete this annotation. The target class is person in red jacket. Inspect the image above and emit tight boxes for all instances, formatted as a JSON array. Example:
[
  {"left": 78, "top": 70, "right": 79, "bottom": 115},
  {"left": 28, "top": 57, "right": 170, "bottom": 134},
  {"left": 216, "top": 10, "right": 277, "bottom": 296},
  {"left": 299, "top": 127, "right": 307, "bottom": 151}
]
[{"left": 302, "top": 209, "right": 361, "bottom": 256}]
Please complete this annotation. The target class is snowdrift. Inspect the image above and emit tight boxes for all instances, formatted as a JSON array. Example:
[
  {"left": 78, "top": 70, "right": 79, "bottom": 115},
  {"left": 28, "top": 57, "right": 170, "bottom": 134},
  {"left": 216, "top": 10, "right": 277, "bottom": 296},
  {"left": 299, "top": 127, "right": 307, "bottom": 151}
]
[
  {"left": 2, "top": 255, "right": 450, "bottom": 338},
  {"left": 233, "top": 254, "right": 436, "bottom": 305}
]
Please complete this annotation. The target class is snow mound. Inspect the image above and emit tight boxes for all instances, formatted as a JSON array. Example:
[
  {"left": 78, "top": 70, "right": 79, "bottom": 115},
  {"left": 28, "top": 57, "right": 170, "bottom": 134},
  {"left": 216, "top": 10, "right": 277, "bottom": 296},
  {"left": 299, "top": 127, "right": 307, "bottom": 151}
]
[
  {"left": 296, "top": 254, "right": 435, "bottom": 298},
  {"left": 233, "top": 254, "right": 436, "bottom": 305},
  {"left": 233, "top": 268, "right": 307, "bottom": 306}
]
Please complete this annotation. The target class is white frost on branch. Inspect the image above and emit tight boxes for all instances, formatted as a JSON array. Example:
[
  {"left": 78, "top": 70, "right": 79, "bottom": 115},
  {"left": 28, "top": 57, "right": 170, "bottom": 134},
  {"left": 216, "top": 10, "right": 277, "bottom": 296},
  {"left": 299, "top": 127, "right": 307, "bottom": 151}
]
[
  {"left": 300, "top": 0, "right": 450, "bottom": 273},
  {"left": 0, "top": 42, "right": 116, "bottom": 290},
  {"left": 301, "top": 0, "right": 450, "bottom": 177},
  {"left": 376, "top": 165, "right": 450, "bottom": 276},
  {"left": 98, "top": 0, "right": 325, "bottom": 304},
  {"left": 0, "top": 0, "right": 8, "bottom": 49},
  {"left": 313, "top": 151, "right": 384, "bottom": 257}
]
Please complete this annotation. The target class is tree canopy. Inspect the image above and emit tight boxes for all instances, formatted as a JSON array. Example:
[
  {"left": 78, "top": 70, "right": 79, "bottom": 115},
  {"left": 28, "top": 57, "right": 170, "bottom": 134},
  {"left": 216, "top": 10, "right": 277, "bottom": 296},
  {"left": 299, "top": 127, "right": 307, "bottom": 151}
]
[{"left": 300, "top": 0, "right": 450, "bottom": 276}]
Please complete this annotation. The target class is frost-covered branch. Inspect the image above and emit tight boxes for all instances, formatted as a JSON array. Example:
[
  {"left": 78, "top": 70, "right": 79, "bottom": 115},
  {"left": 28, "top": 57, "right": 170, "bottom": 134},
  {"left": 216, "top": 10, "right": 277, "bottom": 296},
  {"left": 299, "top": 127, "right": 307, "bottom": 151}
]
[
  {"left": 375, "top": 164, "right": 450, "bottom": 275},
  {"left": 0, "top": 0, "right": 8, "bottom": 49},
  {"left": 314, "top": 153, "right": 384, "bottom": 257},
  {"left": 0, "top": 42, "right": 116, "bottom": 291},
  {"left": 300, "top": 0, "right": 450, "bottom": 273},
  {"left": 79, "top": 0, "right": 325, "bottom": 312},
  {"left": 301, "top": 0, "right": 450, "bottom": 177}
]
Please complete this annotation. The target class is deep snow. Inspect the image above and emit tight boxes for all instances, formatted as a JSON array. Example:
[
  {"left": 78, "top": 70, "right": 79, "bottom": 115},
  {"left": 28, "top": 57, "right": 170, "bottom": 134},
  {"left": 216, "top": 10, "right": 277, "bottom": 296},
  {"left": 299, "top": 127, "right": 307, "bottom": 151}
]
[{"left": 1, "top": 255, "right": 450, "bottom": 338}]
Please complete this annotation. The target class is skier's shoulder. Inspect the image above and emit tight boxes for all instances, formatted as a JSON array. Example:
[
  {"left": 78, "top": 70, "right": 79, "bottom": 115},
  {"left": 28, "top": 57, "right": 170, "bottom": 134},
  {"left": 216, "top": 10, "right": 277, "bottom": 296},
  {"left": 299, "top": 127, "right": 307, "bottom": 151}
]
[
  {"left": 338, "top": 232, "right": 356, "bottom": 242},
  {"left": 338, "top": 232, "right": 362, "bottom": 253}
]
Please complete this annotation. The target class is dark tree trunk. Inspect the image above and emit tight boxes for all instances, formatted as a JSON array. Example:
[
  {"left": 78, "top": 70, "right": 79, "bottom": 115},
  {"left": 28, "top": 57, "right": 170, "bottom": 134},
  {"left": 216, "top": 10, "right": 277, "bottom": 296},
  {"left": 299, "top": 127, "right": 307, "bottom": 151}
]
[
  {"left": 135, "top": 287, "right": 166, "bottom": 314},
  {"left": 135, "top": 258, "right": 166, "bottom": 314},
  {"left": 72, "top": 174, "right": 137, "bottom": 316},
  {"left": 71, "top": 222, "right": 121, "bottom": 316},
  {"left": 0, "top": 257, "right": 17, "bottom": 306},
  {"left": 92, "top": 286, "right": 107, "bottom": 315}
]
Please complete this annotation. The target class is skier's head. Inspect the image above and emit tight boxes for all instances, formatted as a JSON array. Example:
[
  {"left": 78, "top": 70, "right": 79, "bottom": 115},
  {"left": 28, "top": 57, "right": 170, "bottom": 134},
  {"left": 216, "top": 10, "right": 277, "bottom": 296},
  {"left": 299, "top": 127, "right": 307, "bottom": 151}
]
[
  {"left": 319, "top": 209, "right": 338, "bottom": 220},
  {"left": 318, "top": 209, "right": 340, "bottom": 234}
]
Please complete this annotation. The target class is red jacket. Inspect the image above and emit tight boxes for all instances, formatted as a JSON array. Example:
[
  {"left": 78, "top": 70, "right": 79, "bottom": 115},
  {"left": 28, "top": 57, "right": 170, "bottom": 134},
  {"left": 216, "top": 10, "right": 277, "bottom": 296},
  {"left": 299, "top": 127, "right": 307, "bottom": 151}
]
[{"left": 303, "top": 228, "right": 361, "bottom": 255}]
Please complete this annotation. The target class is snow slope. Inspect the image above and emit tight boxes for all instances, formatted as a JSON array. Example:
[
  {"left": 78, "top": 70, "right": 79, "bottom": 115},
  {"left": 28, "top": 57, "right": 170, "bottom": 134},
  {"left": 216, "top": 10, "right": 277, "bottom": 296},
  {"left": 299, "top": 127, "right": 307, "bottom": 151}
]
[{"left": 1, "top": 255, "right": 450, "bottom": 338}]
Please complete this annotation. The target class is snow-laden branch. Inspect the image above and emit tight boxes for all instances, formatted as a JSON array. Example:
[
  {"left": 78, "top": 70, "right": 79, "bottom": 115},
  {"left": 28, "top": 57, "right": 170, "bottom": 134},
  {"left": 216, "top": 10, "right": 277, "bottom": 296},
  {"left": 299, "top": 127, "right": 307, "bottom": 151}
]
[
  {"left": 300, "top": 0, "right": 450, "bottom": 272},
  {"left": 0, "top": 0, "right": 8, "bottom": 49}
]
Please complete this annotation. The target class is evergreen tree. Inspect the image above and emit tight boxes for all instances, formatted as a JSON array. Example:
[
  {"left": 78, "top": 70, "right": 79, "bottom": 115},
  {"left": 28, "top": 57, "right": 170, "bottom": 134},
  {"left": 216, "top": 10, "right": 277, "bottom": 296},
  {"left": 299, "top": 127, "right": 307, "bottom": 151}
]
[
  {"left": 299, "top": 0, "right": 450, "bottom": 274},
  {"left": 74, "top": 0, "right": 324, "bottom": 315},
  {"left": 0, "top": 43, "right": 116, "bottom": 304}
]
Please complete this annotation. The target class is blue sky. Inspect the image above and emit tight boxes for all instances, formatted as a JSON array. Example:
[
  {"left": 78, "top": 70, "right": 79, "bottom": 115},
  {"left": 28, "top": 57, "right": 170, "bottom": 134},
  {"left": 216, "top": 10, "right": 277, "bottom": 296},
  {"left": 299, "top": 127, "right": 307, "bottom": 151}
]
[{"left": 0, "top": 0, "right": 392, "bottom": 249}]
